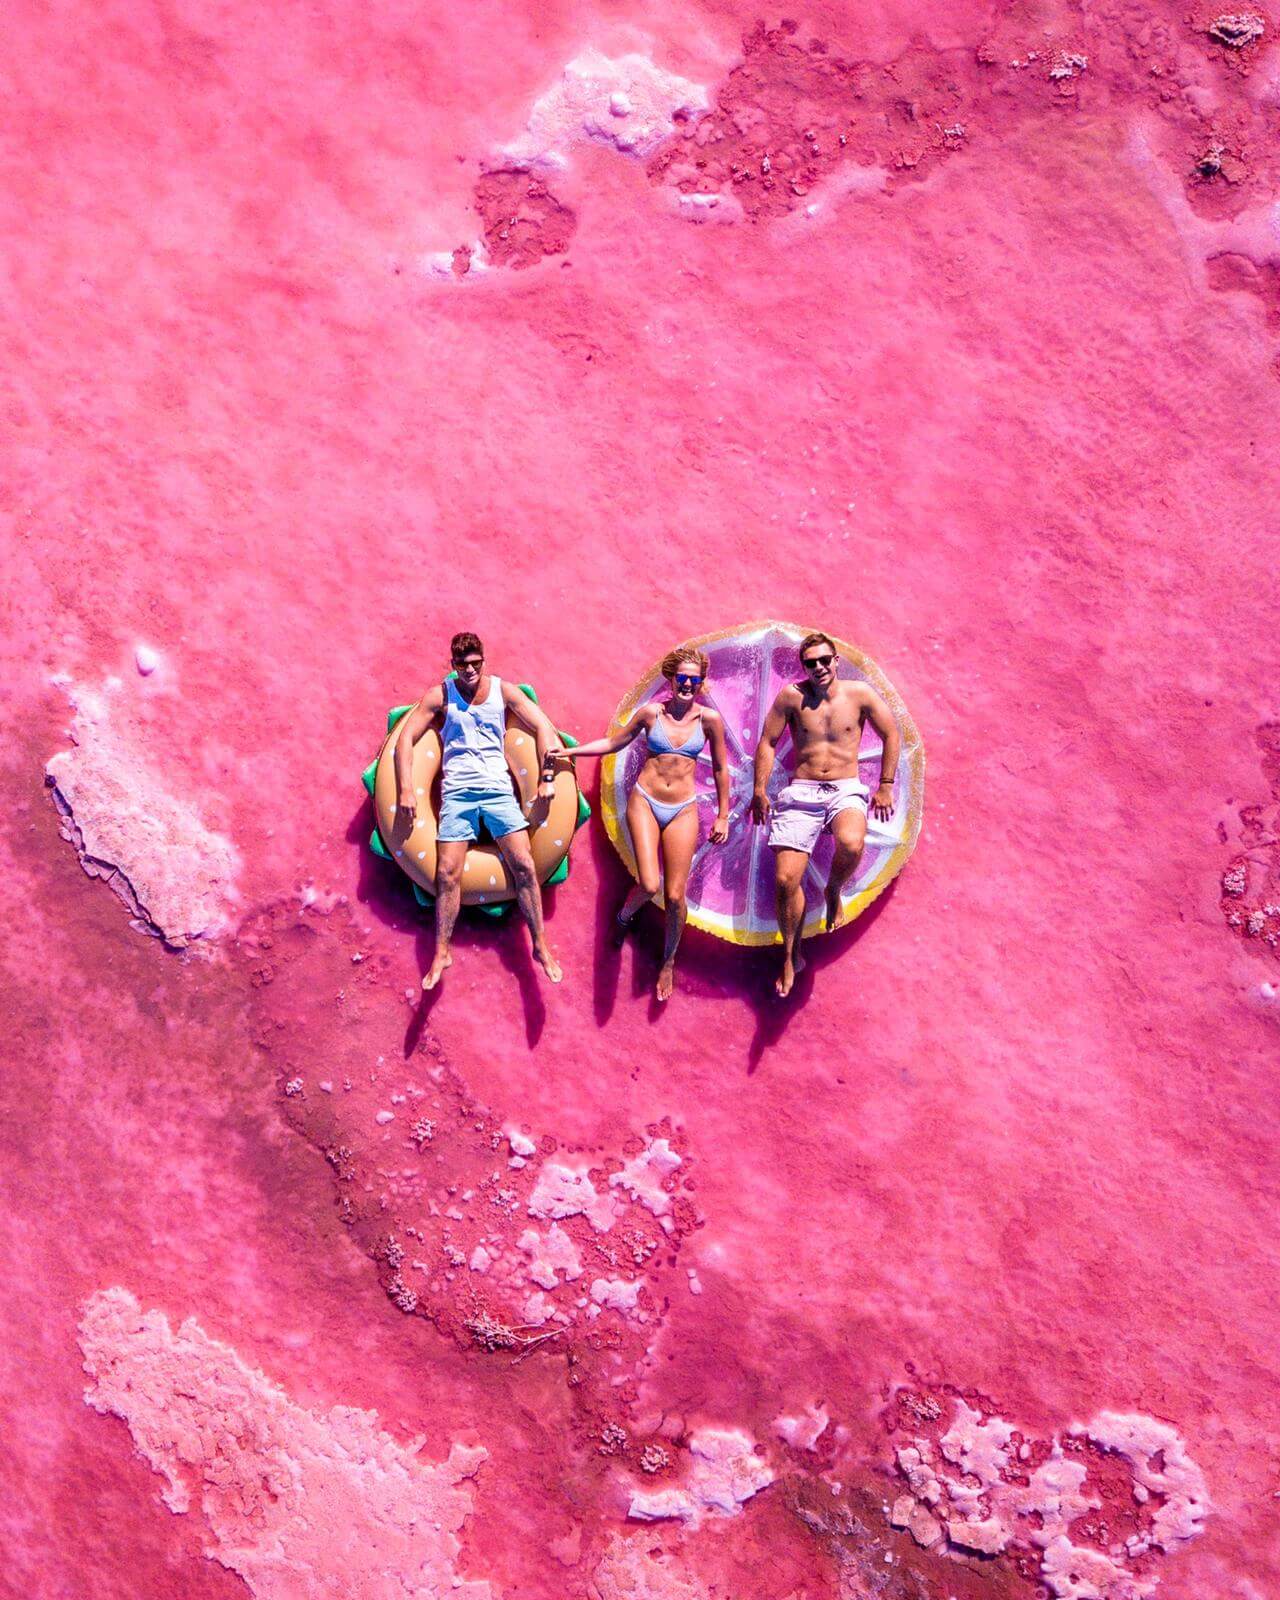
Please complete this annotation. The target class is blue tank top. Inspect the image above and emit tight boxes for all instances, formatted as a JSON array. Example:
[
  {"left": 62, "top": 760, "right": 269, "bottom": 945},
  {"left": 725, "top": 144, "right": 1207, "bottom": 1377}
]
[
  {"left": 646, "top": 707, "right": 706, "bottom": 760},
  {"left": 441, "top": 677, "right": 508, "bottom": 792}
]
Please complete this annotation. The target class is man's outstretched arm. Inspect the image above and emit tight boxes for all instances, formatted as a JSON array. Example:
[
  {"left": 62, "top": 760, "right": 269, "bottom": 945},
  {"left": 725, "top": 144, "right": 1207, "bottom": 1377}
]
[
  {"left": 393, "top": 688, "right": 444, "bottom": 824},
  {"left": 502, "top": 681, "right": 565, "bottom": 787},
  {"left": 862, "top": 687, "right": 900, "bottom": 821},
  {"left": 752, "top": 693, "right": 791, "bottom": 824}
]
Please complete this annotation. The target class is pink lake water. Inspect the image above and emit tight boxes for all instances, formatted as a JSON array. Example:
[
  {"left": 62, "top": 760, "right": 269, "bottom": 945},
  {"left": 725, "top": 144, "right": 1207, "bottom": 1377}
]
[{"left": 3, "top": 2, "right": 1280, "bottom": 1597}]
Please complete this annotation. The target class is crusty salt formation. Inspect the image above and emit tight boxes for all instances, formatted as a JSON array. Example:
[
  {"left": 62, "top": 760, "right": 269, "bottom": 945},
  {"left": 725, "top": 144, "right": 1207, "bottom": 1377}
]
[
  {"left": 503, "top": 49, "right": 710, "bottom": 166},
  {"left": 886, "top": 1391, "right": 1210, "bottom": 1596},
  {"left": 627, "top": 1427, "right": 773, "bottom": 1523},
  {"left": 79, "top": 1289, "right": 492, "bottom": 1599},
  {"left": 47, "top": 688, "right": 239, "bottom": 947}
]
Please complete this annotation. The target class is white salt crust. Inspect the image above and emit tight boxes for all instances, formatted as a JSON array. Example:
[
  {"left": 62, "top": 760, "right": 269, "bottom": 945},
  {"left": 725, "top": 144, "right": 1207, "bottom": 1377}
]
[
  {"left": 79, "top": 1289, "right": 492, "bottom": 1598},
  {"left": 627, "top": 1427, "right": 773, "bottom": 1524},
  {"left": 889, "top": 1396, "right": 1209, "bottom": 1598}
]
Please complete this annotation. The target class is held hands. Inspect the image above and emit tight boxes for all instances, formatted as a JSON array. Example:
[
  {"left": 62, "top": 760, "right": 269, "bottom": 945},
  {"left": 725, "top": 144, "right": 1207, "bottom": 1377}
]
[
  {"left": 750, "top": 790, "right": 770, "bottom": 826},
  {"left": 710, "top": 814, "right": 730, "bottom": 845},
  {"left": 870, "top": 782, "right": 895, "bottom": 821},
  {"left": 540, "top": 744, "right": 566, "bottom": 791}
]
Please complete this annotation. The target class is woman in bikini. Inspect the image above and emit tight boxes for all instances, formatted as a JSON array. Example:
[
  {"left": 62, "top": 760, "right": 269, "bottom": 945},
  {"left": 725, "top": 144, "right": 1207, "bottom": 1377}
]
[{"left": 562, "top": 647, "right": 731, "bottom": 1001}]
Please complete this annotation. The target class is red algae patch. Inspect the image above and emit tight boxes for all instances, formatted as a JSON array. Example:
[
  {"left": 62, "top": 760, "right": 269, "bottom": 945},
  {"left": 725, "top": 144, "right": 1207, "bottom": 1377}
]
[
  {"left": 473, "top": 170, "right": 578, "bottom": 270},
  {"left": 644, "top": 21, "right": 980, "bottom": 220},
  {"left": 46, "top": 686, "right": 239, "bottom": 948},
  {"left": 79, "top": 1288, "right": 493, "bottom": 1598},
  {"left": 1219, "top": 720, "right": 1280, "bottom": 960}
]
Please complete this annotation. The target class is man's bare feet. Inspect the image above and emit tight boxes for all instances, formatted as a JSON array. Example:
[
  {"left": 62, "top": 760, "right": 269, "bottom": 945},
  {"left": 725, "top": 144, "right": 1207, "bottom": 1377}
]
[
  {"left": 775, "top": 946, "right": 807, "bottom": 998},
  {"left": 534, "top": 944, "right": 563, "bottom": 984},
  {"left": 422, "top": 949, "right": 452, "bottom": 991},
  {"left": 656, "top": 963, "right": 676, "bottom": 1002},
  {"left": 824, "top": 882, "right": 845, "bottom": 932}
]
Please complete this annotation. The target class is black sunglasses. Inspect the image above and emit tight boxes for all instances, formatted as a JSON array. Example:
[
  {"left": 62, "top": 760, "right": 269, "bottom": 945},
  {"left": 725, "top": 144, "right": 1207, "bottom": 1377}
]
[
  {"left": 453, "top": 655, "right": 484, "bottom": 668},
  {"left": 673, "top": 673, "right": 703, "bottom": 687},
  {"left": 802, "top": 653, "right": 835, "bottom": 670}
]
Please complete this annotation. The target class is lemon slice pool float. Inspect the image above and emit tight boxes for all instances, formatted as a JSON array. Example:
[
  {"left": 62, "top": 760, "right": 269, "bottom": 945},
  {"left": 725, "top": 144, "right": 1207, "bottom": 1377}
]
[{"left": 601, "top": 622, "right": 924, "bottom": 945}]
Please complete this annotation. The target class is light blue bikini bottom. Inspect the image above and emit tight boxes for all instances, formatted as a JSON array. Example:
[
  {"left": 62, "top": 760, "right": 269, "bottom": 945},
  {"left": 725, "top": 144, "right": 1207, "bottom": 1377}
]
[{"left": 636, "top": 784, "right": 697, "bottom": 828}]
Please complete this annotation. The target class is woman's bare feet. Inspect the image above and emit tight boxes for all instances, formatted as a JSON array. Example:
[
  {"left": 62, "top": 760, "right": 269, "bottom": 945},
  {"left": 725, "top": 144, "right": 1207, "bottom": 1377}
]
[
  {"left": 775, "top": 945, "right": 807, "bottom": 997},
  {"left": 534, "top": 944, "right": 563, "bottom": 983},
  {"left": 656, "top": 962, "right": 676, "bottom": 1002},
  {"left": 422, "top": 948, "right": 453, "bottom": 990}
]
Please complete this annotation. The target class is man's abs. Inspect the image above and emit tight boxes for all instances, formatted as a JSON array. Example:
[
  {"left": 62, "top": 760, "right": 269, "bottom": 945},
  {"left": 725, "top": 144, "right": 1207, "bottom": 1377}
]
[{"left": 790, "top": 747, "right": 863, "bottom": 782}]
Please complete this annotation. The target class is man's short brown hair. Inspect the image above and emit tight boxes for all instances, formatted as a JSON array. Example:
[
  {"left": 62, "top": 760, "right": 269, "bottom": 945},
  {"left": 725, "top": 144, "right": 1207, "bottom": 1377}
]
[
  {"left": 798, "top": 631, "right": 836, "bottom": 662},
  {"left": 660, "top": 646, "right": 710, "bottom": 683},
  {"left": 450, "top": 631, "right": 484, "bottom": 660}
]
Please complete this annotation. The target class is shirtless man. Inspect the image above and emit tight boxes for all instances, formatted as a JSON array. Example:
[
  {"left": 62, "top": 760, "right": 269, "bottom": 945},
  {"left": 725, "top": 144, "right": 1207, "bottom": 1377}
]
[
  {"left": 392, "top": 631, "right": 565, "bottom": 991},
  {"left": 750, "top": 632, "right": 900, "bottom": 997}
]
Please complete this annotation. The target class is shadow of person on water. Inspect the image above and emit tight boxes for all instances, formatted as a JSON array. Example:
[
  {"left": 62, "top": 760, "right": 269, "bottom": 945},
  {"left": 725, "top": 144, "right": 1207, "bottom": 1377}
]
[{"left": 349, "top": 795, "right": 550, "bottom": 1053}]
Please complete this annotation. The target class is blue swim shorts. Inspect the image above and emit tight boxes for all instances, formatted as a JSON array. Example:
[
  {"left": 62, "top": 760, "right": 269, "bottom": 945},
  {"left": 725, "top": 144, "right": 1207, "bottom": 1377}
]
[{"left": 437, "top": 783, "right": 528, "bottom": 843}]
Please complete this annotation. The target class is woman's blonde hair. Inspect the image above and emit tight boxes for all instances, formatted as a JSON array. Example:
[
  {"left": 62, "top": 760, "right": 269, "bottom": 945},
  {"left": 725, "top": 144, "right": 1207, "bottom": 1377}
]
[{"left": 660, "top": 646, "right": 710, "bottom": 685}]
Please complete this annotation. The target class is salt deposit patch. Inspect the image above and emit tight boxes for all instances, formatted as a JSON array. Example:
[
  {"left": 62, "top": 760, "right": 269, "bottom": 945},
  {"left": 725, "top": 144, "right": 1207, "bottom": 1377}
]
[
  {"left": 1075, "top": 1412, "right": 1209, "bottom": 1554},
  {"left": 422, "top": 240, "right": 491, "bottom": 281},
  {"left": 592, "top": 1533, "right": 709, "bottom": 1600},
  {"left": 518, "top": 1223, "right": 582, "bottom": 1288},
  {"left": 528, "top": 1161, "right": 618, "bottom": 1231},
  {"left": 78, "top": 1288, "right": 492, "bottom": 1599},
  {"left": 46, "top": 687, "right": 239, "bottom": 947},
  {"left": 627, "top": 1427, "right": 773, "bottom": 1524},
  {"left": 609, "top": 1138, "right": 681, "bottom": 1218},
  {"left": 1041, "top": 1535, "right": 1147, "bottom": 1600},
  {"left": 590, "top": 1276, "right": 642, "bottom": 1315},
  {"left": 674, "top": 190, "right": 743, "bottom": 224},
  {"left": 886, "top": 1390, "right": 1208, "bottom": 1597},
  {"left": 774, "top": 1402, "right": 829, "bottom": 1451},
  {"left": 503, "top": 48, "right": 708, "bottom": 167}
]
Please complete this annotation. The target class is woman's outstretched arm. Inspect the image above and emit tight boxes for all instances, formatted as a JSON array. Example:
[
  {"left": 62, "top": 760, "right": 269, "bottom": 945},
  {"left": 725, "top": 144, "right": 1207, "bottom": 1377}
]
[{"left": 562, "top": 707, "right": 649, "bottom": 762}]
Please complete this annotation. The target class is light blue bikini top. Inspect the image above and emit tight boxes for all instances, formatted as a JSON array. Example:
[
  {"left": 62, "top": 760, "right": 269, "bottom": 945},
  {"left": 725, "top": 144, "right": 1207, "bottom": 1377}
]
[{"left": 646, "top": 706, "right": 706, "bottom": 760}]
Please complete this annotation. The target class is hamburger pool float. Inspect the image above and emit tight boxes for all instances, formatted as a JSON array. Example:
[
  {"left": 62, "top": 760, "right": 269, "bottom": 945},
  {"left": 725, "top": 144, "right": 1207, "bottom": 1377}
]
[
  {"left": 363, "top": 684, "right": 589, "bottom": 917},
  {"left": 601, "top": 622, "right": 925, "bottom": 945}
]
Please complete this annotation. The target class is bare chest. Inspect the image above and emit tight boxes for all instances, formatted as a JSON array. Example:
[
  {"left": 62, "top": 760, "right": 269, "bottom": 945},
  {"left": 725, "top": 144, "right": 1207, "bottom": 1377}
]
[{"left": 792, "top": 696, "right": 864, "bottom": 746}]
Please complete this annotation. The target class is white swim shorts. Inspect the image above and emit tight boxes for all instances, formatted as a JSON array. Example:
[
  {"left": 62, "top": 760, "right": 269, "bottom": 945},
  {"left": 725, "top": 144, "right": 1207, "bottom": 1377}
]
[{"left": 767, "top": 778, "right": 869, "bottom": 855}]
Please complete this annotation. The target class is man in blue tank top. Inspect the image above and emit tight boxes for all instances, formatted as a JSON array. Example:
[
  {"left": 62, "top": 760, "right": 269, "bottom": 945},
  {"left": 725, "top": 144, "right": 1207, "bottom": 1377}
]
[{"left": 392, "top": 632, "right": 565, "bottom": 990}]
